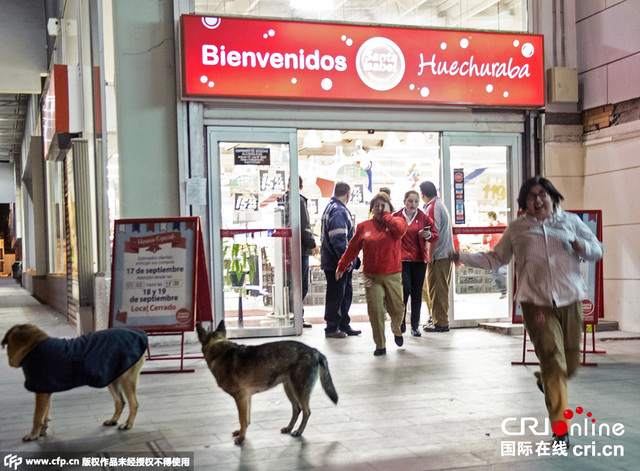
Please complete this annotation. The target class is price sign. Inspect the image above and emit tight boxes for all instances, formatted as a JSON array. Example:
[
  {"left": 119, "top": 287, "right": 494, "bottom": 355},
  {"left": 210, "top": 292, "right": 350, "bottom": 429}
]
[
  {"left": 234, "top": 193, "right": 259, "bottom": 211},
  {"left": 259, "top": 170, "right": 286, "bottom": 192},
  {"left": 350, "top": 184, "right": 364, "bottom": 204}
]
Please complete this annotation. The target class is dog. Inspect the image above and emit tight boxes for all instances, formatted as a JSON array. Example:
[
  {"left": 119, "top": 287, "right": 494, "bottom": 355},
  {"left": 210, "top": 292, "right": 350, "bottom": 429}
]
[
  {"left": 196, "top": 321, "right": 338, "bottom": 445},
  {"left": 2, "top": 324, "right": 147, "bottom": 441}
]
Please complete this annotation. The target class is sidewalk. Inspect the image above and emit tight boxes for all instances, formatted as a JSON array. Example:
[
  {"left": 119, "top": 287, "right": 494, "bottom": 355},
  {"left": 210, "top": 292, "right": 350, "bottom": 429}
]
[{"left": 1, "top": 277, "right": 639, "bottom": 471}]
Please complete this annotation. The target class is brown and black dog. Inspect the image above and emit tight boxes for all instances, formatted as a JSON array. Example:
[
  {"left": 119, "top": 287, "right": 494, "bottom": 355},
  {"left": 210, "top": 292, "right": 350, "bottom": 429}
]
[
  {"left": 2, "top": 324, "right": 147, "bottom": 441},
  {"left": 196, "top": 321, "right": 338, "bottom": 444}
]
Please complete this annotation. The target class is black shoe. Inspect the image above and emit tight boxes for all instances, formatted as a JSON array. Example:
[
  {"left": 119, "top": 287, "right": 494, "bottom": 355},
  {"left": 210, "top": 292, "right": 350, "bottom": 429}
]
[
  {"left": 325, "top": 331, "right": 347, "bottom": 338},
  {"left": 303, "top": 320, "right": 313, "bottom": 328},
  {"left": 394, "top": 335, "right": 404, "bottom": 347},
  {"left": 423, "top": 325, "right": 450, "bottom": 332},
  {"left": 341, "top": 328, "right": 362, "bottom": 336},
  {"left": 411, "top": 328, "right": 422, "bottom": 337},
  {"left": 373, "top": 348, "right": 386, "bottom": 356},
  {"left": 401, "top": 322, "right": 406, "bottom": 334},
  {"left": 553, "top": 433, "right": 570, "bottom": 448},
  {"left": 534, "top": 371, "right": 544, "bottom": 393}
]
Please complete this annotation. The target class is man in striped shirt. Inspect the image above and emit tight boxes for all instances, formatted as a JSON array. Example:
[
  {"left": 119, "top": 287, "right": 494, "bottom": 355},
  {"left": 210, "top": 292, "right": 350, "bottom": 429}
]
[{"left": 452, "top": 176, "right": 603, "bottom": 448}]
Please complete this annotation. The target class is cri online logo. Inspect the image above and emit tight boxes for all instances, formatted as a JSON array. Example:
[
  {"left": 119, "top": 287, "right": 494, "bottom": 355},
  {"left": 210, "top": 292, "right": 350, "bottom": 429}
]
[
  {"left": 355, "top": 37, "right": 405, "bottom": 91},
  {"left": 502, "top": 406, "right": 625, "bottom": 438}
]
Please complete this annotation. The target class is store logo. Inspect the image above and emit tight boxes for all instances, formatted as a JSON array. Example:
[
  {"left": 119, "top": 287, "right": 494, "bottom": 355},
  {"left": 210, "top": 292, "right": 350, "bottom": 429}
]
[{"left": 355, "top": 37, "right": 405, "bottom": 91}]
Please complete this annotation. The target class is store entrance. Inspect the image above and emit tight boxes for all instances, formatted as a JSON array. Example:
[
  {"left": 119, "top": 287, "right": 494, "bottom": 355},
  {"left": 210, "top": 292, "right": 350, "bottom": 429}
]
[
  {"left": 442, "top": 132, "right": 522, "bottom": 327},
  {"left": 207, "top": 127, "right": 303, "bottom": 338}
]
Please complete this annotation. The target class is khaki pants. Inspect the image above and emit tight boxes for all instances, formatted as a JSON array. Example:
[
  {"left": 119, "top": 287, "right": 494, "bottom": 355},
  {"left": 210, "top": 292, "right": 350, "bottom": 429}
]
[
  {"left": 364, "top": 272, "right": 404, "bottom": 350},
  {"left": 422, "top": 258, "right": 453, "bottom": 327},
  {"left": 521, "top": 301, "right": 582, "bottom": 427}
]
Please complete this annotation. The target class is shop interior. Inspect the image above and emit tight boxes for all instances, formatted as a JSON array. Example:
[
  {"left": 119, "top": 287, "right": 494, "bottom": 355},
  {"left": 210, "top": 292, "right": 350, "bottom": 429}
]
[{"left": 219, "top": 129, "right": 511, "bottom": 330}]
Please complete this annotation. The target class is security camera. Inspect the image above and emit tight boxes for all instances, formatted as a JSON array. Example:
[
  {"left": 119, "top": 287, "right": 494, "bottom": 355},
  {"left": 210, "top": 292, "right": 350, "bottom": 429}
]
[{"left": 47, "top": 18, "right": 60, "bottom": 36}]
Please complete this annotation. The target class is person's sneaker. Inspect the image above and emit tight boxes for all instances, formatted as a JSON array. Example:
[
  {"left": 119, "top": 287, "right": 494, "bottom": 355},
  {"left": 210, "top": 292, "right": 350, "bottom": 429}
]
[
  {"left": 373, "top": 348, "right": 386, "bottom": 356},
  {"left": 423, "top": 325, "right": 450, "bottom": 332},
  {"left": 553, "top": 433, "right": 570, "bottom": 448},
  {"left": 499, "top": 293, "right": 507, "bottom": 299},
  {"left": 411, "top": 328, "right": 422, "bottom": 337},
  {"left": 303, "top": 320, "right": 313, "bottom": 328},
  {"left": 422, "top": 319, "right": 435, "bottom": 330},
  {"left": 341, "top": 328, "right": 362, "bottom": 336},
  {"left": 325, "top": 331, "right": 347, "bottom": 338},
  {"left": 394, "top": 335, "right": 404, "bottom": 347}
]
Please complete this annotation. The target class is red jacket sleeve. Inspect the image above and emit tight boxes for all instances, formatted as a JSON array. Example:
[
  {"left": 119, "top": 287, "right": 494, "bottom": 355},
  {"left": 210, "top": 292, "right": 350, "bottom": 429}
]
[
  {"left": 382, "top": 212, "right": 407, "bottom": 239},
  {"left": 337, "top": 224, "right": 364, "bottom": 272}
]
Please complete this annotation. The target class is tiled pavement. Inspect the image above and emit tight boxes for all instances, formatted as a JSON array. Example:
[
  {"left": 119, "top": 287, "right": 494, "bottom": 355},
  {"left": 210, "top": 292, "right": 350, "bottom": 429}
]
[{"left": 1, "top": 277, "right": 639, "bottom": 471}]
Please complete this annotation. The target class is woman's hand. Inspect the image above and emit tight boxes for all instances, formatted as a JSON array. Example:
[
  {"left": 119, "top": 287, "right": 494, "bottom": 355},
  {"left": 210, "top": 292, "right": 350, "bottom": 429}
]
[
  {"left": 419, "top": 228, "right": 432, "bottom": 240},
  {"left": 335, "top": 270, "right": 344, "bottom": 280},
  {"left": 571, "top": 239, "right": 585, "bottom": 253}
]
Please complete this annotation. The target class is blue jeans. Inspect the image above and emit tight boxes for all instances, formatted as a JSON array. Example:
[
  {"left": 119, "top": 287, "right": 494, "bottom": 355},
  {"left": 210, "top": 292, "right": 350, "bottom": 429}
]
[
  {"left": 491, "top": 265, "right": 507, "bottom": 295},
  {"left": 323, "top": 269, "right": 353, "bottom": 333}
]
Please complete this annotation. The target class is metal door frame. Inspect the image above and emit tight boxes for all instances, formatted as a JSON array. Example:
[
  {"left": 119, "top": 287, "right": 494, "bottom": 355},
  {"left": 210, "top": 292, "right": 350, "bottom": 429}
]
[
  {"left": 441, "top": 132, "right": 522, "bottom": 327},
  {"left": 206, "top": 126, "right": 302, "bottom": 338}
]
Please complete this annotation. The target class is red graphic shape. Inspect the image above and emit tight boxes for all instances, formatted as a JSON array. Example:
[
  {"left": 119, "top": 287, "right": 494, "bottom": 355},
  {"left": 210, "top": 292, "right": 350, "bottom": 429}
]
[
  {"left": 563, "top": 409, "right": 574, "bottom": 420},
  {"left": 552, "top": 420, "right": 568, "bottom": 436},
  {"left": 576, "top": 407, "right": 583, "bottom": 414},
  {"left": 116, "top": 311, "right": 128, "bottom": 324}
]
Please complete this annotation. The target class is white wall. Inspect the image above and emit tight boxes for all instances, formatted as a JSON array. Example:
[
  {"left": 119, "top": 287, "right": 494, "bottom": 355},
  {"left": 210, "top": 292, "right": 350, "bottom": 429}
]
[
  {"left": 582, "top": 122, "right": 640, "bottom": 332},
  {"left": 111, "top": 0, "right": 180, "bottom": 218},
  {"left": 0, "top": 162, "right": 15, "bottom": 202}
]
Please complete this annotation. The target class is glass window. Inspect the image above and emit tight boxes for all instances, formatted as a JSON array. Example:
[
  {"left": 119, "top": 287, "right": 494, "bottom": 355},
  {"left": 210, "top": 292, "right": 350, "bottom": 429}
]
[
  {"left": 46, "top": 161, "right": 66, "bottom": 274},
  {"left": 195, "top": 0, "right": 527, "bottom": 32}
]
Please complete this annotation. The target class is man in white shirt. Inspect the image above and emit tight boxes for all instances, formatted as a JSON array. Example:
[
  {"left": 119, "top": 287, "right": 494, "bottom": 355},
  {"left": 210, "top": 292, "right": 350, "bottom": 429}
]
[
  {"left": 419, "top": 181, "right": 455, "bottom": 332},
  {"left": 451, "top": 176, "right": 603, "bottom": 448}
]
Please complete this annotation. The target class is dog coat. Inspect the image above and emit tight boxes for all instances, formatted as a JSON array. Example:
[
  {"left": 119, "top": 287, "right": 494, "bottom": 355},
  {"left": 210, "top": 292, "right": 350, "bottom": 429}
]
[{"left": 20, "top": 328, "right": 148, "bottom": 393}]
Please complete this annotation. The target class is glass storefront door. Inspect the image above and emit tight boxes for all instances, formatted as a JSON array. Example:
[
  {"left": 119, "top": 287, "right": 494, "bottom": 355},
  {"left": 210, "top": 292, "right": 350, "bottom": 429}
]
[
  {"left": 207, "top": 127, "right": 302, "bottom": 338},
  {"left": 442, "top": 133, "right": 522, "bottom": 326}
]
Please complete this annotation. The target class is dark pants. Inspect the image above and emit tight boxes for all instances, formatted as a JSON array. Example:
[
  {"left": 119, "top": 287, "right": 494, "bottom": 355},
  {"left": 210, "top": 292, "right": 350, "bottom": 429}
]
[
  {"left": 301, "top": 255, "right": 310, "bottom": 300},
  {"left": 402, "top": 261, "right": 427, "bottom": 330},
  {"left": 323, "top": 269, "right": 353, "bottom": 333}
]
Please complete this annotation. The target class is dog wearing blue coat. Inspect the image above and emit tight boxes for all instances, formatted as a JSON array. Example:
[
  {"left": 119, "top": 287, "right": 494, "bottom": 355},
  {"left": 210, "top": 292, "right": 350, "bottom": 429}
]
[{"left": 2, "top": 324, "right": 147, "bottom": 441}]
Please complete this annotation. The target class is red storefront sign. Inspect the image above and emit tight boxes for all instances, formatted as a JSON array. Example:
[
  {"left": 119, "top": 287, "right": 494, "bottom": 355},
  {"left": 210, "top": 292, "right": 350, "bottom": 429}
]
[{"left": 180, "top": 15, "right": 544, "bottom": 107}]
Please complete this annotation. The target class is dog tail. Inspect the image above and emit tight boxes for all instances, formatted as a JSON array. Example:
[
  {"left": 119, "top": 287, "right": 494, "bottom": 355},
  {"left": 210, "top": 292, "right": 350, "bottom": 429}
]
[{"left": 317, "top": 352, "right": 338, "bottom": 405}]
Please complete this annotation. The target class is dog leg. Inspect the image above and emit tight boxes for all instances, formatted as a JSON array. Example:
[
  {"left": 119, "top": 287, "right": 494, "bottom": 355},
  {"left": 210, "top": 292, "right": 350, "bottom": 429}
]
[
  {"left": 280, "top": 381, "right": 301, "bottom": 434},
  {"left": 104, "top": 382, "right": 125, "bottom": 426},
  {"left": 232, "top": 394, "right": 251, "bottom": 445},
  {"left": 116, "top": 356, "right": 144, "bottom": 430},
  {"left": 24, "top": 393, "right": 52, "bottom": 441}
]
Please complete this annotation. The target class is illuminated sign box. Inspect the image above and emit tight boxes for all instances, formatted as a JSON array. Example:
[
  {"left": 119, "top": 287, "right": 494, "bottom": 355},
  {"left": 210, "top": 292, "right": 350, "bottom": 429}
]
[
  {"left": 42, "top": 64, "right": 82, "bottom": 159},
  {"left": 180, "top": 15, "right": 544, "bottom": 107}
]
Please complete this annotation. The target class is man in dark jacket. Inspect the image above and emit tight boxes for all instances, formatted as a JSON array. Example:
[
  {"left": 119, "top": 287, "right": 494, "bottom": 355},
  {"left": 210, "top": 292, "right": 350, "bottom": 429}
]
[
  {"left": 280, "top": 177, "right": 318, "bottom": 327},
  {"left": 320, "top": 182, "right": 361, "bottom": 338}
]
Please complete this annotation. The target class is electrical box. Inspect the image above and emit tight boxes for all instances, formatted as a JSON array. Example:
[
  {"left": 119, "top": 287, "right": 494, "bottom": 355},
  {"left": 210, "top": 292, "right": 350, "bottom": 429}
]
[{"left": 547, "top": 67, "right": 579, "bottom": 103}]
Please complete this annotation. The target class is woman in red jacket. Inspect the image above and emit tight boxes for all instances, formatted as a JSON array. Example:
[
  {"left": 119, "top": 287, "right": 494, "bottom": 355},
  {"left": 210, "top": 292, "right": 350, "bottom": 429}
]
[
  {"left": 393, "top": 190, "right": 439, "bottom": 337},
  {"left": 336, "top": 192, "right": 407, "bottom": 356}
]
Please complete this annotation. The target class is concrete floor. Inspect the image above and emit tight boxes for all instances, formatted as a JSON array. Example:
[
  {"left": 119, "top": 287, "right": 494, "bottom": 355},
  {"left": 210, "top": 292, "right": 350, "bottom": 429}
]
[{"left": 1, "top": 277, "right": 639, "bottom": 471}]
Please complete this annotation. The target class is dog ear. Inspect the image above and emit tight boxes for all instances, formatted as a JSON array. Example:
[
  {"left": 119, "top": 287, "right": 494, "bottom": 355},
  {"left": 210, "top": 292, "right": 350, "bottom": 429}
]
[
  {"left": 195, "top": 323, "right": 207, "bottom": 341},
  {"left": 215, "top": 320, "right": 226, "bottom": 335}
]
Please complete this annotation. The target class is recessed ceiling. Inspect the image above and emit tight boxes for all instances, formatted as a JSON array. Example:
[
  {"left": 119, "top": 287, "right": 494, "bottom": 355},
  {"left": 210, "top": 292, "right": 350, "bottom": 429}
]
[{"left": 0, "top": 94, "right": 28, "bottom": 163}]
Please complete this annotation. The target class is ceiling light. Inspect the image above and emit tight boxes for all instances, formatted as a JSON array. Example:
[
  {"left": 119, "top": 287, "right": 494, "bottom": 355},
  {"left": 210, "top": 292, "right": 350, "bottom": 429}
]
[
  {"left": 303, "top": 130, "right": 322, "bottom": 148},
  {"left": 322, "top": 130, "right": 342, "bottom": 142},
  {"left": 382, "top": 131, "right": 402, "bottom": 149},
  {"left": 290, "top": 0, "right": 334, "bottom": 12}
]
